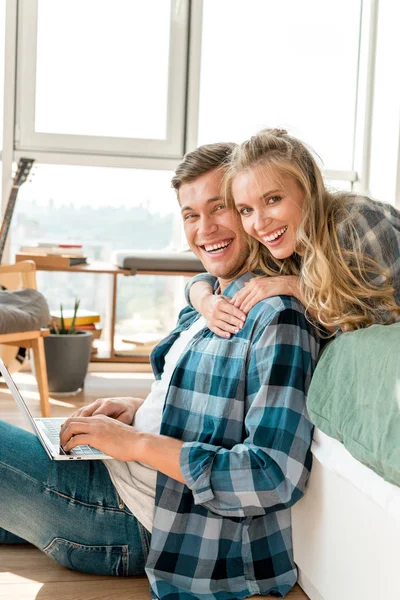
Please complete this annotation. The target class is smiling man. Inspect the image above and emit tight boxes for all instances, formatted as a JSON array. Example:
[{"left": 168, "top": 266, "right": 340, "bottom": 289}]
[
  {"left": 0, "top": 143, "right": 320, "bottom": 600},
  {"left": 135, "top": 144, "right": 319, "bottom": 599},
  {"left": 179, "top": 159, "right": 249, "bottom": 287}
]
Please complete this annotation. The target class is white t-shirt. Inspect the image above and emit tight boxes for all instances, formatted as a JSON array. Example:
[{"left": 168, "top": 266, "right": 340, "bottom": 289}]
[{"left": 104, "top": 316, "right": 206, "bottom": 532}]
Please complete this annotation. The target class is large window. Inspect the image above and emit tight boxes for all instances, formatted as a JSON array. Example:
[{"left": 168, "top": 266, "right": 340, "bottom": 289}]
[
  {"left": 10, "top": 164, "right": 185, "bottom": 354},
  {"left": 197, "top": 0, "right": 362, "bottom": 173},
  {"left": 16, "top": 0, "right": 189, "bottom": 159}
]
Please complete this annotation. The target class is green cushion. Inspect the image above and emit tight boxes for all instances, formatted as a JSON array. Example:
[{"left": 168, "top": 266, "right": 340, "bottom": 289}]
[{"left": 307, "top": 323, "right": 400, "bottom": 487}]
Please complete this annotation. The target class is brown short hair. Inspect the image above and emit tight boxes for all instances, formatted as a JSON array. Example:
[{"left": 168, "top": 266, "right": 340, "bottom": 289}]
[{"left": 171, "top": 142, "right": 236, "bottom": 194}]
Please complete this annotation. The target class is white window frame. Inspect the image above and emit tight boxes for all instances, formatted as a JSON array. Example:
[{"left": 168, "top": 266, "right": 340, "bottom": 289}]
[
  {"left": 2, "top": 0, "right": 395, "bottom": 190},
  {"left": 15, "top": 0, "right": 189, "bottom": 161}
]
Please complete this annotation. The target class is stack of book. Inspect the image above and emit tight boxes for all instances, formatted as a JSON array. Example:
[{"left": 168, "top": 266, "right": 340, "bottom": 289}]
[
  {"left": 51, "top": 309, "right": 102, "bottom": 356},
  {"left": 16, "top": 243, "right": 88, "bottom": 268}
]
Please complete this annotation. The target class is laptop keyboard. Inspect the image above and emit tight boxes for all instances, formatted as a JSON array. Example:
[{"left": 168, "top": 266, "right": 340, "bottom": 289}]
[{"left": 39, "top": 418, "right": 106, "bottom": 456}]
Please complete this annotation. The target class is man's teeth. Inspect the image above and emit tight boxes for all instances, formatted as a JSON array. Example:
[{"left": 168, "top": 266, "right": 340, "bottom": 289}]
[
  {"left": 263, "top": 226, "right": 288, "bottom": 242},
  {"left": 204, "top": 240, "right": 232, "bottom": 253}
]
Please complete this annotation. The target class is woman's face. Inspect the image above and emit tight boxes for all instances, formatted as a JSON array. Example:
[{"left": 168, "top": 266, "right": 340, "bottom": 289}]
[{"left": 231, "top": 165, "right": 305, "bottom": 259}]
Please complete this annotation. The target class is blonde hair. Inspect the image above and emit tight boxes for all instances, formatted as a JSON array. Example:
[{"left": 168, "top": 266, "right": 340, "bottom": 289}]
[{"left": 224, "top": 128, "right": 400, "bottom": 333}]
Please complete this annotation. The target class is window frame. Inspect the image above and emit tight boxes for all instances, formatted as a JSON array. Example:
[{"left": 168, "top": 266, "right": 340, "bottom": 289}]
[
  {"left": 15, "top": 0, "right": 190, "bottom": 161},
  {"left": 2, "top": 1, "right": 394, "bottom": 197}
]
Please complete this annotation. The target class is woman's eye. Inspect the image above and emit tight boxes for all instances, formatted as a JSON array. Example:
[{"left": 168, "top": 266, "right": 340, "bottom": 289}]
[
  {"left": 239, "top": 207, "right": 252, "bottom": 216},
  {"left": 214, "top": 204, "right": 226, "bottom": 211},
  {"left": 267, "top": 196, "right": 281, "bottom": 205}
]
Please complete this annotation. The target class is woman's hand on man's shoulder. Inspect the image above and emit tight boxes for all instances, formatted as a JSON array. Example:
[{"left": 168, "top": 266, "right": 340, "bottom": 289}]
[
  {"left": 232, "top": 276, "right": 300, "bottom": 313},
  {"left": 200, "top": 294, "right": 246, "bottom": 338}
]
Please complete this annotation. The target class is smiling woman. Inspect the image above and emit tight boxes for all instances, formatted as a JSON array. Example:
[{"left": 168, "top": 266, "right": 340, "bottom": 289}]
[
  {"left": 187, "top": 128, "right": 400, "bottom": 335},
  {"left": 232, "top": 167, "right": 304, "bottom": 261}
]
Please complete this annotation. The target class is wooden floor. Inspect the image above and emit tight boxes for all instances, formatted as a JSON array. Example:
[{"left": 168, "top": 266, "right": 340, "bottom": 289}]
[{"left": 0, "top": 370, "right": 309, "bottom": 600}]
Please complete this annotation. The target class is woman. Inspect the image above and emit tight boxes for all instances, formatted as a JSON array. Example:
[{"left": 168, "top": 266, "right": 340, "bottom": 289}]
[{"left": 187, "top": 128, "right": 400, "bottom": 336}]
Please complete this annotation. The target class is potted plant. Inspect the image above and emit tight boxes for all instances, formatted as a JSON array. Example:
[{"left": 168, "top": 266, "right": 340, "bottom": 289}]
[{"left": 43, "top": 299, "right": 93, "bottom": 394}]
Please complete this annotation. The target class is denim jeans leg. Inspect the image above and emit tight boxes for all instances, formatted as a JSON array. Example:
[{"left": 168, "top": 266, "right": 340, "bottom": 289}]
[
  {"left": 0, "top": 529, "right": 27, "bottom": 543},
  {"left": 0, "top": 420, "right": 151, "bottom": 576}
]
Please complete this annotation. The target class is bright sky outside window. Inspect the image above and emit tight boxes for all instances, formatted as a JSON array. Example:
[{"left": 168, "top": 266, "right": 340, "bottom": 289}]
[
  {"left": 35, "top": 0, "right": 171, "bottom": 140},
  {"left": 16, "top": 164, "right": 177, "bottom": 214},
  {"left": 11, "top": 164, "right": 185, "bottom": 349},
  {"left": 198, "top": 0, "right": 362, "bottom": 172}
]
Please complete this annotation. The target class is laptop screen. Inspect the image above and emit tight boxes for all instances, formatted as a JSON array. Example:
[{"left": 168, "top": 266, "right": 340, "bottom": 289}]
[{"left": 0, "top": 357, "right": 38, "bottom": 432}]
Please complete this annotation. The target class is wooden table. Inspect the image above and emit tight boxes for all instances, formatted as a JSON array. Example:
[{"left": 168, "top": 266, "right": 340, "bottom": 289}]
[
  {"left": 34, "top": 261, "right": 197, "bottom": 363},
  {"left": 35, "top": 261, "right": 132, "bottom": 362}
]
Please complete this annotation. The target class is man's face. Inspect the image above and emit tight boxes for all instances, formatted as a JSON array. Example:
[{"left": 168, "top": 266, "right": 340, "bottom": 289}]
[{"left": 179, "top": 169, "right": 249, "bottom": 288}]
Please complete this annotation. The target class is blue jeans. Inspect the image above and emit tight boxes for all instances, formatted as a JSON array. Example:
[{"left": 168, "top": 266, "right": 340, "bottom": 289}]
[{"left": 0, "top": 420, "right": 150, "bottom": 576}]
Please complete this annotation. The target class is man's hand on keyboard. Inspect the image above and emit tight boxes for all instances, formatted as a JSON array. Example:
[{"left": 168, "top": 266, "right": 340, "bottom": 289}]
[
  {"left": 60, "top": 413, "right": 185, "bottom": 480},
  {"left": 60, "top": 414, "right": 141, "bottom": 461},
  {"left": 70, "top": 397, "right": 143, "bottom": 425}
]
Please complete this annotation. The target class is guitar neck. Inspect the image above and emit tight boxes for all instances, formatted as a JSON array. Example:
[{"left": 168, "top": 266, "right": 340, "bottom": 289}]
[
  {"left": 0, "top": 158, "right": 34, "bottom": 264},
  {"left": 0, "top": 187, "right": 20, "bottom": 263}
]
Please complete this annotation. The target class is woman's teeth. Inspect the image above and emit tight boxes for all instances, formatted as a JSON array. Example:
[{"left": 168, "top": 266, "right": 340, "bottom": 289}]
[
  {"left": 204, "top": 240, "right": 232, "bottom": 253},
  {"left": 264, "top": 226, "right": 288, "bottom": 242}
]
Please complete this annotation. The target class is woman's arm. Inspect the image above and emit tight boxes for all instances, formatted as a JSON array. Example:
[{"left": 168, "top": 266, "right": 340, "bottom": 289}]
[
  {"left": 189, "top": 279, "right": 215, "bottom": 313},
  {"left": 232, "top": 275, "right": 337, "bottom": 332},
  {"left": 189, "top": 280, "right": 247, "bottom": 338}
]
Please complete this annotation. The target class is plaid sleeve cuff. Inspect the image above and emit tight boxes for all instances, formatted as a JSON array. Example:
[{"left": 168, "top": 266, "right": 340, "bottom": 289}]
[{"left": 180, "top": 441, "right": 219, "bottom": 504}]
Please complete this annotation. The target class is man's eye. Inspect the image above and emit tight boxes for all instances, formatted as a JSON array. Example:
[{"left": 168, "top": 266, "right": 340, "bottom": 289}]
[
  {"left": 183, "top": 213, "right": 196, "bottom": 221},
  {"left": 239, "top": 207, "right": 252, "bottom": 216},
  {"left": 267, "top": 196, "right": 281, "bottom": 205}
]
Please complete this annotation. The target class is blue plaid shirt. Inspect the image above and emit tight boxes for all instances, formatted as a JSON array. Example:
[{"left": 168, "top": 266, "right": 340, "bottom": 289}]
[
  {"left": 336, "top": 196, "right": 400, "bottom": 306},
  {"left": 146, "top": 272, "right": 320, "bottom": 600}
]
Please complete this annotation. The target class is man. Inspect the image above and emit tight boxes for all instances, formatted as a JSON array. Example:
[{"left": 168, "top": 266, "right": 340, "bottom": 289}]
[{"left": 0, "top": 143, "right": 319, "bottom": 599}]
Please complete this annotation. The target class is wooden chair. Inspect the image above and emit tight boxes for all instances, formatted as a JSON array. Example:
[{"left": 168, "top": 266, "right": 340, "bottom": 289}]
[{"left": 0, "top": 260, "right": 50, "bottom": 417}]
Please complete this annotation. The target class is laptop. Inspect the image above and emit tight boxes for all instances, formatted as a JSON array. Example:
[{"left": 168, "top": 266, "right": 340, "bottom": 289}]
[{"left": 0, "top": 358, "right": 113, "bottom": 461}]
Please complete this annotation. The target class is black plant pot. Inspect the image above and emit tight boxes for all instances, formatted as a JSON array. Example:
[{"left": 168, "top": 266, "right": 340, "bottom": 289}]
[{"left": 43, "top": 331, "right": 92, "bottom": 393}]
